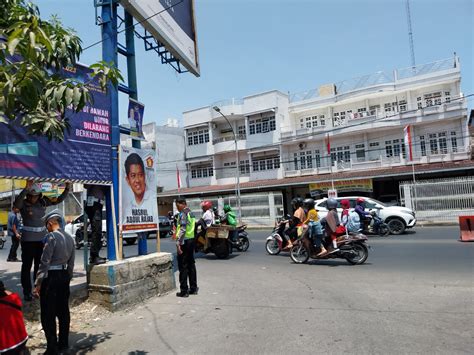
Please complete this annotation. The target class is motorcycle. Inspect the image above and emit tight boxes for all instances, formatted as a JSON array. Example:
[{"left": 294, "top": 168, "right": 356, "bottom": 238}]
[
  {"left": 362, "top": 211, "right": 390, "bottom": 237},
  {"left": 0, "top": 233, "right": 6, "bottom": 249},
  {"left": 75, "top": 225, "right": 107, "bottom": 250},
  {"left": 195, "top": 223, "right": 233, "bottom": 259},
  {"left": 234, "top": 224, "right": 250, "bottom": 252},
  {"left": 265, "top": 216, "right": 297, "bottom": 255},
  {"left": 290, "top": 229, "right": 370, "bottom": 265}
]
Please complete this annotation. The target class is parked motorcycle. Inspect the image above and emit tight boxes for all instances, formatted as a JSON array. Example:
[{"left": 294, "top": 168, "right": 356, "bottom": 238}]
[
  {"left": 265, "top": 216, "right": 297, "bottom": 255},
  {"left": 290, "top": 229, "right": 370, "bottom": 265},
  {"left": 75, "top": 225, "right": 107, "bottom": 250}
]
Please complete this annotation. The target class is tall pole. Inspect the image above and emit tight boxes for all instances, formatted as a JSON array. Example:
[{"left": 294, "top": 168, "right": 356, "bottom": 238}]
[
  {"left": 213, "top": 107, "right": 242, "bottom": 223},
  {"left": 102, "top": 1, "right": 119, "bottom": 261},
  {"left": 406, "top": 0, "right": 416, "bottom": 70}
]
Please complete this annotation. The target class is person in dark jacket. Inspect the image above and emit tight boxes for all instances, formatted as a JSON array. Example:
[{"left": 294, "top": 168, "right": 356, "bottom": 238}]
[
  {"left": 6, "top": 206, "right": 21, "bottom": 262},
  {"left": 14, "top": 181, "right": 71, "bottom": 301},
  {"left": 33, "top": 210, "right": 75, "bottom": 355}
]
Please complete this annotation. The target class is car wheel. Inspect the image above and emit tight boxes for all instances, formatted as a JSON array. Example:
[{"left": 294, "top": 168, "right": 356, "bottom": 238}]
[{"left": 387, "top": 218, "right": 406, "bottom": 235}]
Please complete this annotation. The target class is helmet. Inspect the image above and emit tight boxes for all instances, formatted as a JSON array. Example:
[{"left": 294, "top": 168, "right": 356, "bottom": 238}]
[
  {"left": 223, "top": 204, "right": 232, "bottom": 213},
  {"left": 43, "top": 209, "right": 63, "bottom": 226},
  {"left": 291, "top": 197, "right": 304, "bottom": 209},
  {"left": 356, "top": 197, "right": 365, "bottom": 204},
  {"left": 303, "top": 198, "right": 315, "bottom": 210},
  {"left": 341, "top": 199, "right": 350, "bottom": 209},
  {"left": 326, "top": 198, "right": 338, "bottom": 209},
  {"left": 28, "top": 183, "right": 42, "bottom": 196},
  {"left": 201, "top": 200, "right": 212, "bottom": 211}
]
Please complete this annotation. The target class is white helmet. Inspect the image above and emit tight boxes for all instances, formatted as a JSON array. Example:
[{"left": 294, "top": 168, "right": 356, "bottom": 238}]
[{"left": 28, "top": 183, "right": 42, "bottom": 196}]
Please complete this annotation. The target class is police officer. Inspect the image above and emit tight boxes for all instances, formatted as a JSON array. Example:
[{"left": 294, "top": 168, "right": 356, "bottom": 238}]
[
  {"left": 175, "top": 198, "right": 198, "bottom": 298},
  {"left": 14, "top": 180, "right": 71, "bottom": 301},
  {"left": 83, "top": 184, "right": 107, "bottom": 265},
  {"left": 33, "top": 210, "right": 75, "bottom": 355}
]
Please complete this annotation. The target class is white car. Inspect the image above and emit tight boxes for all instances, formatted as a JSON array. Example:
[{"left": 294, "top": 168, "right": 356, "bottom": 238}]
[
  {"left": 314, "top": 197, "right": 416, "bottom": 235},
  {"left": 65, "top": 211, "right": 138, "bottom": 245}
]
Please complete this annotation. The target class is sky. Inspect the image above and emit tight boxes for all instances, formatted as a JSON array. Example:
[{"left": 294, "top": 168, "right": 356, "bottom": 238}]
[{"left": 35, "top": 0, "right": 473, "bottom": 127}]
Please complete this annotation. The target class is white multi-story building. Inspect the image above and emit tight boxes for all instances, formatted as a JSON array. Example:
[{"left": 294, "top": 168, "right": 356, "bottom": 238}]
[{"left": 159, "top": 56, "right": 473, "bottom": 225}]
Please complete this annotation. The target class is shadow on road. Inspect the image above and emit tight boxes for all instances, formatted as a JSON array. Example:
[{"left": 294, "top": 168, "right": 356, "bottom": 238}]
[{"left": 69, "top": 331, "right": 114, "bottom": 354}]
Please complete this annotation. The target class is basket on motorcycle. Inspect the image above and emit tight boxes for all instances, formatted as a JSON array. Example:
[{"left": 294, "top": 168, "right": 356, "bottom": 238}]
[{"left": 206, "top": 225, "right": 233, "bottom": 239}]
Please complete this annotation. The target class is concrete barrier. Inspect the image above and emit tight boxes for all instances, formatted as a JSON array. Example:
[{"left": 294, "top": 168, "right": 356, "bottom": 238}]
[{"left": 88, "top": 252, "right": 175, "bottom": 311}]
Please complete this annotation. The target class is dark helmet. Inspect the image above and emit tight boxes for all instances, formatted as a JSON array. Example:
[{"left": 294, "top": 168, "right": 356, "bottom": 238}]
[
  {"left": 303, "top": 198, "right": 315, "bottom": 210},
  {"left": 326, "top": 198, "right": 338, "bottom": 209},
  {"left": 291, "top": 197, "right": 304, "bottom": 209}
]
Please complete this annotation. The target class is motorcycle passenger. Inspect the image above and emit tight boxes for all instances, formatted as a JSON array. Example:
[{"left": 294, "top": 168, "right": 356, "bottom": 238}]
[
  {"left": 223, "top": 204, "right": 239, "bottom": 244},
  {"left": 196, "top": 201, "right": 214, "bottom": 240},
  {"left": 286, "top": 197, "right": 306, "bottom": 248},
  {"left": 341, "top": 199, "right": 361, "bottom": 233},
  {"left": 355, "top": 198, "right": 372, "bottom": 231},
  {"left": 303, "top": 198, "right": 322, "bottom": 238},
  {"left": 324, "top": 198, "right": 342, "bottom": 254}
]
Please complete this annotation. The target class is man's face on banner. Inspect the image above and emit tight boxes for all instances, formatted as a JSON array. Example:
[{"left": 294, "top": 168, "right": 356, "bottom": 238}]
[{"left": 126, "top": 164, "right": 146, "bottom": 202}]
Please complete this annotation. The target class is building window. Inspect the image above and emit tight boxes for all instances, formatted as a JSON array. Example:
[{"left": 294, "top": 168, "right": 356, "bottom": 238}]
[
  {"left": 333, "top": 112, "right": 346, "bottom": 126},
  {"left": 445, "top": 91, "right": 451, "bottom": 103},
  {"left": 320, "top": 118, "right": 326, "bottom": 126},
  {"left": 419, "top": 135, "right": 426, "bottom": 156},
  {"left": 385, "top": 140, "right": 393, "bottom": 157},
  {"left": 333, "top": 146, "right": 350, "bottom": 163},
  {"left": 417, "top": 97, "right": 423, "bottom": 109},
  {"left": 356, "top": 144, "right": 365, "bottom": 162},
  {"left": 299, "top": 150, "right": 313, "bottom": 169},
  {"left": 187, "top": 129, "right": 210, "bottom": 146},
  {"left": 384, "top": 102, "right": 398, "bottom": 114},
  {"left": 299, "top": 118, "right": 304, "bottom": 129},
  {"left": 249, "top": 116, "right": 276, "bottom": 135},
  {"left": 369, "top": 142, "right": 380, "bottom": 160},
  {"left": 369, "top": 105, "right": 380, "bottom": 116},
  {"left": 293, "top": 153, "right": 299, "bottom": 170},
  {"left": 239, "top": 160, "right": 250, "bottom": 174},
  {"left": 393, "top": 139, "right": 401, "bottom": 157},
  {"left": 399, "top": 100, "right": 407, "bottom": 112},
  {"left": 424, "top": 92, "right": 442, "bottom": 107},
  {"left": 429, "top": 133, "right": 438, "bottom": 155},
  {"left": 315, "top": 150, "right": 321, "bottom": 168},
  {"left": 191, "top": 165, "right": 213, "bottom": 179},
  {"left": 451, "top": 131, "right": 458, "bottom": 152},
  {"left": 238, "top": 125, "right": 246, "bottom": 136},
  {"left": 252, "top": 156, "right": 280, "bottom": 172},
  {"left": 438, "top": 132, "right": 448, "bottom": 154}
]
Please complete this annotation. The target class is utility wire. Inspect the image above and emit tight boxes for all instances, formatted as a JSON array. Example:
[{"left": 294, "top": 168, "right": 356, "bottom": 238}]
[{"left": 82, "top": 0, "right": 184, "bottom": 52}]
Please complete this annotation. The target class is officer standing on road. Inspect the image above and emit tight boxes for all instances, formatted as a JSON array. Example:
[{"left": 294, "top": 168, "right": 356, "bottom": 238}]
[
  {"left": 175, "top": 198, "right": 198, "bottom": 298},
  {"left": 14, "top": 180, "right": 71, "bottom": 301},
  {"left": 83, "top": 184, "right": 107, "bottom": 265},
  {"left": 33, "top": 210, "right": 75, "bottom": 355},
  {"left": 6, "top": 206, "right": 22, "bottom": 262}
]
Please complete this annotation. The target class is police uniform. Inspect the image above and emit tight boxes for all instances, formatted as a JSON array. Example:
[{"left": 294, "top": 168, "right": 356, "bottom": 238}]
[
  {"left": 84, "top": 184, "right": 106, "bottom": 264},
  {"left": 176, "top": 207, "right": 198, "bottom": 297},
  {"left": 35, "top": 211, "right": 75, "bottom": 354},
  {"left": 14, "top": 183, "right": 70, "bottom": 300}
]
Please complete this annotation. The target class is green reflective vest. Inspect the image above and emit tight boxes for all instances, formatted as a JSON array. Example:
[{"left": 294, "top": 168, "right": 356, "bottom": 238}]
[{"left": 176, "top": 211, "right": 195, "bottom": 239}]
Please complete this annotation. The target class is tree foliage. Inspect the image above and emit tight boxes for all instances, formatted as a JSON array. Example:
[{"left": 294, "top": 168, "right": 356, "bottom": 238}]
[{"left": 0, "top": 0, "right": 123, "bottom": 141}]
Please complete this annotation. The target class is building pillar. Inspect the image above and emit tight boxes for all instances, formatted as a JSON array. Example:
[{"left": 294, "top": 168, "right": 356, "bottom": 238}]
[{"left": 268, "top": 192, "right": 276, "bottom": 222}]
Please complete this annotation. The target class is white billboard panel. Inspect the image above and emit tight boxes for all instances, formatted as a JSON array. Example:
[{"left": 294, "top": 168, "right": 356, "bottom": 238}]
[{"left": 120, "top": 0, "right": 199, "bottom": 76}]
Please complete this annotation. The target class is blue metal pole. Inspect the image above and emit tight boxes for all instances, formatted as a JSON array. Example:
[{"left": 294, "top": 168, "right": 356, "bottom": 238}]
[
  {"left": 102, "top": 1, "right": 119, "bottom": 261},
  {"left": 124, "top": 11, "right": 147, "bottom": 256}
]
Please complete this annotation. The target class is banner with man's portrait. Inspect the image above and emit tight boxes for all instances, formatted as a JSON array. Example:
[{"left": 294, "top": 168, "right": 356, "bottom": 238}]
[{"left": 119, "top": 146, "right": 158, "bottom": 233}]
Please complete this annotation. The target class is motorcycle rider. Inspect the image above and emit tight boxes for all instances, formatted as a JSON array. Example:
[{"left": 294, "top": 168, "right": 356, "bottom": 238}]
[
  {"left": 286, "top": 197, "right": 306, "bottom": 249},
  {"left": 303, "top": 198, "right": 323, "bottom": 247},
  {"left": 223, "top": 204, "right": 239, "bottom": 244},
  {"left": 355, "top": 198, "right": 372, "bottom": 231}
]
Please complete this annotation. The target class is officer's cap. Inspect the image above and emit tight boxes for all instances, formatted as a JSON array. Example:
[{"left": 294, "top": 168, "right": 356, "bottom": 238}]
[{"left": 43, "top": 210, "right": 63, "bottom": 226}]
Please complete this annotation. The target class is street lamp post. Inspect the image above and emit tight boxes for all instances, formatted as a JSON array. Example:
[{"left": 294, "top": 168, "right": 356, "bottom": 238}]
[{"left": 213, "top": 106, "right": 242, "bottom": 224}]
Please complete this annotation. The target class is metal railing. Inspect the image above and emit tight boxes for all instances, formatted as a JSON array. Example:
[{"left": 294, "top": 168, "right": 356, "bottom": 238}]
[
  {"left": 290, "top": 57, "right": 457, "bottom": 103},
  {"left": 212, "top": 134, "right": 246, "bottom": 145},
  {"left": 400, "top": 177, "right": 474, "bottom": 223}
]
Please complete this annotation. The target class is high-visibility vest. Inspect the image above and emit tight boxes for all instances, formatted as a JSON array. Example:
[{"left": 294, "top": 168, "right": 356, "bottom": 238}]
[{"left": 176, "top": 211, "right": 195, "bottom": 239}]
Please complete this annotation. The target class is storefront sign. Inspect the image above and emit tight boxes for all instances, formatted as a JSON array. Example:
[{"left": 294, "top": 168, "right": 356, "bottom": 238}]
[
  {"left": 120, "top": 146, "right": 158, "bottom": 233},
  {"left": 0, "top": 64, "right": 112, "bottom": 184},
  {"left": 309, "top": 178, "right": 373, "bottom": 195}
]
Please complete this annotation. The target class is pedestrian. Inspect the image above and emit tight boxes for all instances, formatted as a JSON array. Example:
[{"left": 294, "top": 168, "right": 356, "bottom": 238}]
[
  {"left": 6, "top": 206, "right": 21, "bottom": 262},
  {"left": 33, "top": 210, "right": 75, "bottom": 355},
  {"left": 83, "top": 184, "right": 107, "bottom": 265},
  {"left": 174, "top": 198, "right": 198, "bottom": 298},
  {"left": 0, "top": 281, "right": 28, "bottom": 354},
  {"left": 14, "top": 180, "right": 71, "bottom": 301}
]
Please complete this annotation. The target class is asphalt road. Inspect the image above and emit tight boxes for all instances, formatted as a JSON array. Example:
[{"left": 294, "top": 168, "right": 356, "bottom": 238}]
[{"left": 1, "top": 227, "right": 473, "bottom": 354}]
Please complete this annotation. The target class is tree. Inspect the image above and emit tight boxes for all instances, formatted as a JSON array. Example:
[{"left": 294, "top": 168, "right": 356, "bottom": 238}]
[{"left": 0, "top": 0, "right": 123, "bottom": 141}]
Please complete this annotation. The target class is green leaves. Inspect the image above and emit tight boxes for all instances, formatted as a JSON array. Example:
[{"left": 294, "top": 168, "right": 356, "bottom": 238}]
[{"left": 0, "top": 0, "right": 122, "bottom": 141}]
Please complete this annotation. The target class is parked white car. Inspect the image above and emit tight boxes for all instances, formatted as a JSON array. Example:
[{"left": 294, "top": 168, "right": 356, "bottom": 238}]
[
  {"left": 314, "top": 197, "right": 416, "bottom": 234},
  {"left": 65, "top": 211, "right": 138, "bottom": 245}
]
